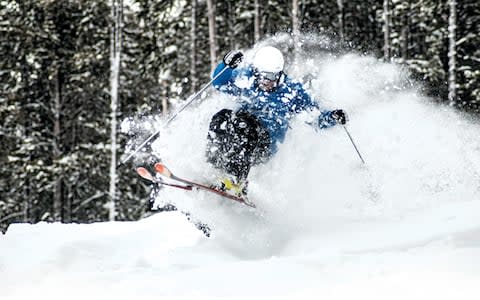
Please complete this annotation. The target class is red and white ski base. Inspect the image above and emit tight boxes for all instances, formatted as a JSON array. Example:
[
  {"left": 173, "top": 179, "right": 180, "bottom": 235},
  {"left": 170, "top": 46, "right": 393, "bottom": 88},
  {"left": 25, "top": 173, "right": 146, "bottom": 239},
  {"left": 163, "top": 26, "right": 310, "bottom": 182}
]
[
  {"left": 136, "top": 166, "right": 193, "bottom": 190},
  {"left": 153, "top": 163, "right": 255, "bottom": 208}
]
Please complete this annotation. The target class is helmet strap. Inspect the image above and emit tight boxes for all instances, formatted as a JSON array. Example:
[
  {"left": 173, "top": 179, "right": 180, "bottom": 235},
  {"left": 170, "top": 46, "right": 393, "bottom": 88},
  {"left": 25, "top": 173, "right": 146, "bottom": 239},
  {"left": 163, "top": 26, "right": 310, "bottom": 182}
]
[{"left": 276, "top": 71, "right": 285, "bottom": 86}]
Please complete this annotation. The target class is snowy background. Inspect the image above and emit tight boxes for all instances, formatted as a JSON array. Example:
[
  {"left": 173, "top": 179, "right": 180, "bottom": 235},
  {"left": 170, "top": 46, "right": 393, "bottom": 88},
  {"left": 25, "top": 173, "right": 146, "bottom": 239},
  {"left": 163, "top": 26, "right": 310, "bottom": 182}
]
[{"left": 2, "top": 39, "right": 480, "bottom": 299}]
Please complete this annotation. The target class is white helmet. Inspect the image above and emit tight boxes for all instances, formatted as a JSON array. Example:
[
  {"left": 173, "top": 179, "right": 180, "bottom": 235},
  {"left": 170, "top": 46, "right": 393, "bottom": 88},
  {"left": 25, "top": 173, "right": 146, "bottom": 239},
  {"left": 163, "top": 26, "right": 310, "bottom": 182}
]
[{"left": 252, "top": 46, "right": 284, "bottom": 73}]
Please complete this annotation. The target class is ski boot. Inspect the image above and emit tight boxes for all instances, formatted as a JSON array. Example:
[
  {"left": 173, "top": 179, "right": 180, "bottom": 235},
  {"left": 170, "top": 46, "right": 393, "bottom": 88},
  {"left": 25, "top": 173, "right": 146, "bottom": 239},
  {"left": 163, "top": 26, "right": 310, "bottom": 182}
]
[{"left": 216, "top": 176, "right": 248, "bottom": 198}]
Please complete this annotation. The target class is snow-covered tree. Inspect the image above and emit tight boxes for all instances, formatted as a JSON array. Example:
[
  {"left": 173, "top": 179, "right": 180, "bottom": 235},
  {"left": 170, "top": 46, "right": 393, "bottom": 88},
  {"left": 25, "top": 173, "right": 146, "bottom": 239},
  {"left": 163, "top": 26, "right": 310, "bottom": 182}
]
[
  {"left": 448, "top": 0, "right": 457, "bottom": 106},
  {"left": 383, "top": 0, "right": 391, "bottom": 61},
  {"left": 206, "top": 0, "right": 217, "bottom": 72}
]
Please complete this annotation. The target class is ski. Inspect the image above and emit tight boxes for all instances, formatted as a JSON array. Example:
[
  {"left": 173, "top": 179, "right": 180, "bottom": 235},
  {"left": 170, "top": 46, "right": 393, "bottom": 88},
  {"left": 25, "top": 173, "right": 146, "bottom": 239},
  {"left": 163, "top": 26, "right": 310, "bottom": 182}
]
[
  {"left": 153, "top": 163, "right": 256, "bottom": 208},
  {"left": 136, "top": 166, "right": 193, "bottom": 191}
]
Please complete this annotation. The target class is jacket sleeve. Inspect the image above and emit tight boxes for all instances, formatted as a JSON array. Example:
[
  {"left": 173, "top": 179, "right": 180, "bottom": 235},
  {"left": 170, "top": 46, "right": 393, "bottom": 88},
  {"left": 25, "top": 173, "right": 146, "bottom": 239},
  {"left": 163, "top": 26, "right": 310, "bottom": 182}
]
[
  {"left": 291, "top": 81, "right": 338, "bottom": 129},
  {"left": 317, "top": 111, "right": 338, "bottom": 129},
  {"left": 211, "top": 62, "right": 242, "bottom": 96}
]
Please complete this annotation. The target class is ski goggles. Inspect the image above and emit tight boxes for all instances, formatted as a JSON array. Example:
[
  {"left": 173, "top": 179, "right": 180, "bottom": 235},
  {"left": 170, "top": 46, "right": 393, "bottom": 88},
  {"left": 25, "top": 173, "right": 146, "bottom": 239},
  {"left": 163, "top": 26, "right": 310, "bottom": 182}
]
[{"left": 254, "top": 70, "right": 282, "bottom": 81}]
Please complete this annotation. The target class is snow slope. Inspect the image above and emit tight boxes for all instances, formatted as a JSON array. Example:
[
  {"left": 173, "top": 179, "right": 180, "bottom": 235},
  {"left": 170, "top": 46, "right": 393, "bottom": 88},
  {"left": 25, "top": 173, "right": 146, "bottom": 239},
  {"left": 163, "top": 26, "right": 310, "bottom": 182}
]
[{"left": 2, "top": 37, "right": 480, "bottom": 299}]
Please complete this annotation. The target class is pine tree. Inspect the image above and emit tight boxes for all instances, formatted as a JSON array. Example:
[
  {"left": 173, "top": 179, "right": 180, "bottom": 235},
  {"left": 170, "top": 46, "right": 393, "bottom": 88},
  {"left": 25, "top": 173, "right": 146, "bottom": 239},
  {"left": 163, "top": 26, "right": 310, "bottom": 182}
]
[
  {"left": 0, "top": 0, "right": 61, "bottom": 226},
  {"left": 455, "top": 0, "right": 480, "bottom": 111},
  {"left": 390, "top": 0, "right": 448, "bottom": 99},
  {"left": 448, "top": 0, "right": 457, "bottom": 106}
]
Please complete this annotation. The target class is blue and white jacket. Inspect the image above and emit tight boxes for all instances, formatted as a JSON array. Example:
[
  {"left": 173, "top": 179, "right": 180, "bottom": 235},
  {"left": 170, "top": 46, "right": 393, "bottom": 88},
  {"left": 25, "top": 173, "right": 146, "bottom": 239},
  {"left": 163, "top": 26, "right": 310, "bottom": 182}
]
[{"left": 212, "top": 62, "right": 339, "bottom": 153}]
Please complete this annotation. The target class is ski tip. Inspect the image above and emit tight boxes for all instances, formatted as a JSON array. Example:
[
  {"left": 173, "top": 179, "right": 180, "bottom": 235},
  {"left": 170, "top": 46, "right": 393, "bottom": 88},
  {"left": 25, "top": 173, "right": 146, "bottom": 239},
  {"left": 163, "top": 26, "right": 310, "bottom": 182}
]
[
  {"left": 154, "top": 162, "right": 172, "bottom": 177},
  {"left": 154, "top": 163, "right": 165, "bottom": 173},
  {"left": 136, "top": 167, "right": 153, "bottom": 181}
]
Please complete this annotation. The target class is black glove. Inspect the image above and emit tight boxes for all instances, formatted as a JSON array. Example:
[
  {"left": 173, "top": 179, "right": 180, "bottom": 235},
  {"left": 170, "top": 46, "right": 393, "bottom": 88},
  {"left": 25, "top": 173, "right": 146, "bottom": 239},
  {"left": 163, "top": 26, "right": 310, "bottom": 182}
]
[
  {"left": 331, "top": 109, "right": 348, "bottom": 125},
  {"left": 223, "top": 50, "right": 243, "bottom": 69}
]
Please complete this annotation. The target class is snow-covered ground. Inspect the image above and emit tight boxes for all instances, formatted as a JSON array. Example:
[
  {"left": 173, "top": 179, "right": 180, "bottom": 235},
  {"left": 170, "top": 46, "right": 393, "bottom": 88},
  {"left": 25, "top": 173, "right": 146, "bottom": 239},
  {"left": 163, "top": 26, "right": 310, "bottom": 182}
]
[{"left": 2, "top": 37, "right": 480, "bottom": 299}]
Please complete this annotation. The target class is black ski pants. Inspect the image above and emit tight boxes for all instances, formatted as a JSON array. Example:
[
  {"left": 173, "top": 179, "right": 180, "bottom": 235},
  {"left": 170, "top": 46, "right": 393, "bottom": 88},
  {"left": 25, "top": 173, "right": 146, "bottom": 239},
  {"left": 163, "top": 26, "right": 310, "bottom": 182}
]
[{"left": 206, "top": 109, "right": 271, "bottom": 181}]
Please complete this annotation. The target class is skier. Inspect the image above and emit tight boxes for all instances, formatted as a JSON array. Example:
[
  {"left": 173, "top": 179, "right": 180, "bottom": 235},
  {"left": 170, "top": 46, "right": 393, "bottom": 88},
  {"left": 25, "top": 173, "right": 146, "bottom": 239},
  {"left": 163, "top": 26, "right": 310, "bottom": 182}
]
[{"left": 206, "top": 46, "right": 348, "bottom": 196}]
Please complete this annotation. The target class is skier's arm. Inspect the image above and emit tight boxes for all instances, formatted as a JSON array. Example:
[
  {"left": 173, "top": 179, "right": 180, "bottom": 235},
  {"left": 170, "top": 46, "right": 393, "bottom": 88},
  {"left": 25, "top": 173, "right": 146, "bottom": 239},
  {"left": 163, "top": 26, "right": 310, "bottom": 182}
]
[
  {"left": 317, "top": 111, "right": 339, "bottom": 129},
  {"left": 211, "top": 62, "right": 245, "bottom": 96},
  {"left": 212, "top": 51, "right": 244, "bottom": 95},
  {"left": 212, "top": 62, "right": 234, "bottom": 89},
  {"left": 318, "top": 109, "right": 348, "bottom": 128},
  {"left": 292, "top": 81, "right": 347, "bottom": 129}
]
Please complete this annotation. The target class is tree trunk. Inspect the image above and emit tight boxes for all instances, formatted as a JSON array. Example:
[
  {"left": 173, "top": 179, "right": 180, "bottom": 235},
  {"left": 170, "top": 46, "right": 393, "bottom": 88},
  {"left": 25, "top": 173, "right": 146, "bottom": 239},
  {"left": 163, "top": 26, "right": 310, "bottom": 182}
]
[
  {"left": 292, "top": 0, "right": 300, "bottom": 63},
  {"left": 254, "top": 0, "right": 260, "bottom": 42},
  {"left": 337, "top": 0, "right": 344, "bottom": 43},
  {"left": 292, "top": 0, "right": 300, "bottom": 38},
  {"left": 190, "top": 0, "right": 197, "bottom": 93},
  {"left": 162, "top": 97, "right": 168, "bottom": 117},
  {"left": 21, "top": 54, "right": 31, "bottom": 223},
  {"left": 383, "top": 0, "right": 391, "bottom": 61},
  {"left": 109, "top": 0, "right": 123, "bottom": 221},
  {"left": 53, "top": 66, "right": 62, "bottom": 222},
  {"left": 206, "top": 0, "right": 217, "bottom": 73},
  {"left": 64, "top": 183, "right": 72, "bottom": 223},
  {"left": 226, "top": 1, "right": 233, "bottom": 49},
  {"left": 400, "top": 0, "right": 410, "bottom": 61},
  {"left": 448, "top": 0, "right": 457, "bottom": 106}
]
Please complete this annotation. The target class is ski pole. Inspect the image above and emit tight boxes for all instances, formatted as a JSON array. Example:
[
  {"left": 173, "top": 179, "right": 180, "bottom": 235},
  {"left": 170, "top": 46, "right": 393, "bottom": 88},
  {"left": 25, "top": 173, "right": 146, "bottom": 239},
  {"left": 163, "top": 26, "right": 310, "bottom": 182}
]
[
  {"left": 165, "top": 65, "right": 229, "bottom": 126},
  {"left": 118, "top": 65, "right": 230, "bottom": 168},
  {"left": 342, "top": 125, "right": 366, "bottom": 164}
]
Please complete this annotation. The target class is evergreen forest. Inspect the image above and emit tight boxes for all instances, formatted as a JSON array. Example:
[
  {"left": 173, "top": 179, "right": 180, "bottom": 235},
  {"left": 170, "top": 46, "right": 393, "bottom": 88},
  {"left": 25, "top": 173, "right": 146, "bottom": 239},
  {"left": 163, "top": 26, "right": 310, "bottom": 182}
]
[{"left": 1, "top": 0, "right": 479, "bottom": 233}]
